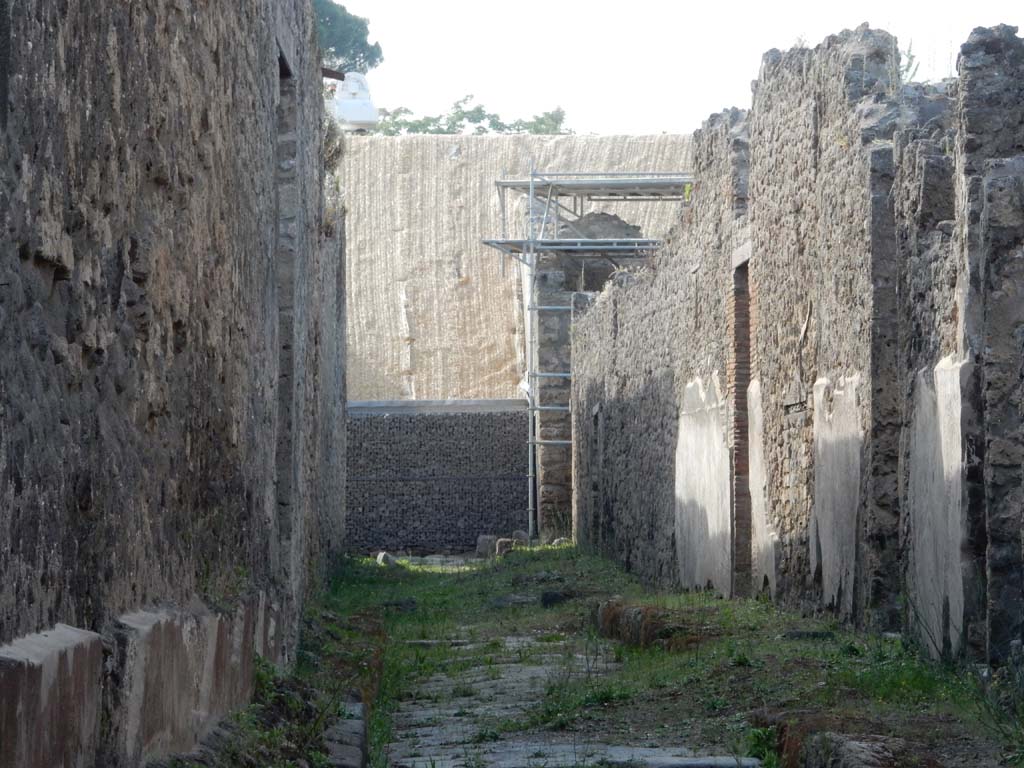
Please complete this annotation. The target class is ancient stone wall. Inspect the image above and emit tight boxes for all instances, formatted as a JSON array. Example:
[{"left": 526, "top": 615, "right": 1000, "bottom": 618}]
[
  {"left": 572, "top": 111, "right": 746, "bottom": 591},
  {"left": 748, "top": 28, "right": 907, "bottom": 626},
  {"left": 0, "top": 1, "right": 344, "bottom": 765},
  {"left": 892, "top": 27, "right": 1024, "bottom": 662},
  {"left": 573, "top": 24, "right": 1024, "bottom": 662},
  {"left": 892, "top": 89, "right": 981, "bottom": 659},
  {"left": 341, "top": 134, "right": 692, "bottom": 401},
  {"left": 534, "top": 213, "right": 644, "bottom": 542},
  {"left": 951, "top": 25, "right": 1024, "bottom": 662},
  {"left": 346, "top": 403, "right": 528, "bottom": 553}
]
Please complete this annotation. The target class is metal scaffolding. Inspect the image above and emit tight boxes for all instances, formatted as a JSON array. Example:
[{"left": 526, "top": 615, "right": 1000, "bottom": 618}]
[{"left": 482, "top": 170, "right": 694, "bottom": 539}]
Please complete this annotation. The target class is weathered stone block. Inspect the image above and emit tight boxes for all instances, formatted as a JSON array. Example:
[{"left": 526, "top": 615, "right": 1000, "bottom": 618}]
[
  {"left": 103, "top": 602, "right": 257, "bottom": 767},
  {"left": 476, "top": 535, "right": 498, "bottom": 558},
  {"left": 0, "top": 625, "right": 102, "bottom": 768}
]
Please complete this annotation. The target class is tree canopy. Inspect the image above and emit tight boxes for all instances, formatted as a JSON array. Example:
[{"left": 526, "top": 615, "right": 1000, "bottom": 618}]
[
  {"left": 313, "top": 0, "right": 382, "bottom": 73},
  {"left": 373, "top": 96, "right": 571, "bottom": 136}
]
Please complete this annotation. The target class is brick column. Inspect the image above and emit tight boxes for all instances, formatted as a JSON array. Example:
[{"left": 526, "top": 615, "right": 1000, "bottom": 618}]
[{"left": 728, "top": 264, "right": 752, "bottom": 597}]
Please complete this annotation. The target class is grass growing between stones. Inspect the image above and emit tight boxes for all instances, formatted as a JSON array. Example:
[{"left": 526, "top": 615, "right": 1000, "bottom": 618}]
[
  {"left": 319, "top": 546, "right": 1008, "bottom": 768},
  {"left": 165, "top": 597, "right": 384, "bottom": 768},
  {"left": 321, "top": 545, "right": 642, "bottom": 766}
]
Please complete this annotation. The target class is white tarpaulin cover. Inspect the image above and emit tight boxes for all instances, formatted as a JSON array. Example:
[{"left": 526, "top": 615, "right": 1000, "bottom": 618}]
[{"left": 342, "top": 134, "right": 693, "bottom": 400}]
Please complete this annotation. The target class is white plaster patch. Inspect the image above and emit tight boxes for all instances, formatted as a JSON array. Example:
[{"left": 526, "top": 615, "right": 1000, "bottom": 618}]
[
  {"left": 674, "top": 375, "right": 732, "bottom": 594},
  {"left": 811, "top": 375, "right": 863, "bottom": 617},
  {"left": 906, "top": 355, "right": 971, "bottom": 657}
]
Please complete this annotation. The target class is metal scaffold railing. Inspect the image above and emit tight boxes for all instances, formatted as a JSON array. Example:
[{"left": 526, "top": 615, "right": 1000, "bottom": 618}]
[{"left": 482, "top": 170, "right": 694, "bottom": 539}]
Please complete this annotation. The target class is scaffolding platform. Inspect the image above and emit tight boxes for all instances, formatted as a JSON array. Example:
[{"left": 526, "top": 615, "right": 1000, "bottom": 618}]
[
  {"left": 495, "top": 172, "right": 694, "bottom": 203},
  {"left": 480, "top": 168, "right": 693, "bottom": 539},
  {"left": 482, "top": 238, "right": 663, "bottom": 264}
]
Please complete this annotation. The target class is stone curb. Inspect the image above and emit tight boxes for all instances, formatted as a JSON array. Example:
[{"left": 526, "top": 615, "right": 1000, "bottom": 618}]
[{"left": 324, "top": 700, "right": 369, "bottom": 768}]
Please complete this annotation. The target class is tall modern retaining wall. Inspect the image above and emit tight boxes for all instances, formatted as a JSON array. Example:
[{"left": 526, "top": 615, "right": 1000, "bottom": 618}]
[{"left": 347, "top": 401, "right": 529, "bottom": 553}]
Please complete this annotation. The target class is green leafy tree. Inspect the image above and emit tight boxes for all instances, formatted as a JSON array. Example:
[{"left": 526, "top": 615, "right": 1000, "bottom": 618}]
[
  {"left": 374, "top": 95, "right": 570, "bottom": 136},
  {"left": 313, "top": 0, "right": 382, "bottom": 73}
]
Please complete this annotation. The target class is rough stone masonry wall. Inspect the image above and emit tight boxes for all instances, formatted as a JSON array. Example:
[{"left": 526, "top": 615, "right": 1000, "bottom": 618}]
[
  {"left": 891, "top": 88, "right": 986, "bottom": 660},
  {"left": 573, "top": 110, "right": 747, "bottom": 591},
  {"left": 573, "top": 24, "right": 1024, "bottom": 663},
  {"left": 891, "top": 27, "right": 1024, "bottom": 663},
  {"left": 748, "top": 28, "right": 905, "bottom": 627},
  {"left": 535, "top": 214, "right": 644, "bottom": 542},
  {"left": 346, "top": 407, "right": 528, "bottom": 553},
  {"left": 342, "top": 134, "right": 692, "bottom": 401},
  {"left": 0, "top": 2, "right": 344, "bottom": 766},
  {"left": 954, "top": 26, "right": 1024, "bottom": 663}
]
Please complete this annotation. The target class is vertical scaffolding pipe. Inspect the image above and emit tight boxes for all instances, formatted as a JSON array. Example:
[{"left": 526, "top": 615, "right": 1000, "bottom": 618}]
[{"left": 526, "top": 169, "right": 537, "bottom": 540}]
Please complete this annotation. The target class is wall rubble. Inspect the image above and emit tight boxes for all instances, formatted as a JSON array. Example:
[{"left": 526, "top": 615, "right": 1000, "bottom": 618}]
[{"left": 0, "top": 1, "right": 344, "bottom": 764}]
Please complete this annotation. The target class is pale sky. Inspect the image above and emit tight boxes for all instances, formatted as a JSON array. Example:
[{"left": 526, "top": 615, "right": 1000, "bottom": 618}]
[{"left": 338, "top": 0, "right": 1022, "bottom": 135}]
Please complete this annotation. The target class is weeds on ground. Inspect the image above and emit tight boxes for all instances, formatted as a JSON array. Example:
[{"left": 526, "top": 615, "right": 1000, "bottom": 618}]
[
  {"left": 746, "top": 725, "right": 781, "bottom": 768},
  {"left": 167, "top": 655, "right": 356, "bottom": 768},
  {"left": 971, "top": 660, "right": 1024, "bottom": 766},
  {"left": 322, "top": 547, "right": 1014, "bottom": 766},
  {"left": 322, "top": 547, "right": 645, "bottom": 766}
]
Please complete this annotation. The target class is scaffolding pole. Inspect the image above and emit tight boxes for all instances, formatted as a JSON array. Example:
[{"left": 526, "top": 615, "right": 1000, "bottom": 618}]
[{"left": 483, "top": 169, "right": 693, "bottom": 541}]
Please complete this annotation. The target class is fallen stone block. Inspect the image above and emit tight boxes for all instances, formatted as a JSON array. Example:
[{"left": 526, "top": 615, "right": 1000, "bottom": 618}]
[
  {"left": 325, "top": 717, "right": 366, "bottom": 748},
  {"left": 488, "top": 594, "right": 535, "bottom": 610},
  {"left": 495, "top": 538, "right": 514, "bottom": 556},
  {"left": 326, "top": 741, "right": 365, "bottom": 768},
  {"left": 340, "top": 700, "right": 365, "bottom": 721},
  {"left": 0, "top": 624, "right": 103, "bottom": 768},
  {"left": 593, "top": 600, "right": 669, "bottom": 648},
  {"left": 328, "top": 697, "right": 369, "bottom": 768},
  {"left": 476, "top": 534, "right": 498, "bottom": 558},
  {"left": 376, "top": 551, "right": 399, "bottom": 567},
  {"left": 103, "top": 601, "right": 257, "bottom": 766},
  {"left": 801, "top": 731, "right": 913, "bottom": 767},
  {"left": 782, "top": 630, "right": 836, "bottom": 642},
  {"left": 541, "top": 590, "right": 577, "bottom": 608}
]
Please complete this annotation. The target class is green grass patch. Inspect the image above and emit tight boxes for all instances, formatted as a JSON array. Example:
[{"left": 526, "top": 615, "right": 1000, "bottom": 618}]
[{"left": 313, "top": 547, "right": 1011, "bottom": 766}]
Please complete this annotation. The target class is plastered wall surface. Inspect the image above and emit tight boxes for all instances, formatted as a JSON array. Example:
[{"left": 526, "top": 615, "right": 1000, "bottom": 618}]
[
  {"left": 0, "top": 1, "right": 344, "bottom": 764},
  {"left": 904, "top": 358, "right": 972, "bottom": 658},
  {"left": 674, "top": 377, "right": 732, "bottom": 593},
  {"left": 341, "top": 134, "right": 692, "bottom": 401},
  {"left": 810, "top": 377, "right": 863, "bottom": 618},
  {"left": 747, "top": 380, "right": 777, "bottom": 596}
]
